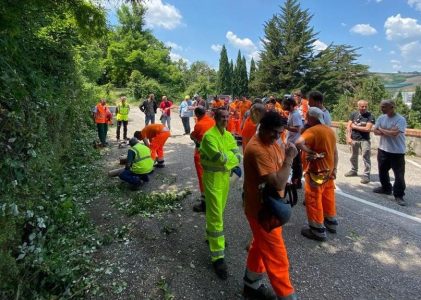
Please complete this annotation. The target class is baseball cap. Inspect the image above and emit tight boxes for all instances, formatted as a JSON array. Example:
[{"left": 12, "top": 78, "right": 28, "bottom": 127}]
[
  {"left": 307, "top": 107, "right": 325, "bottom": 125},
  {"left": 185, "top": 95, "right": 190, "bottom": 100}
]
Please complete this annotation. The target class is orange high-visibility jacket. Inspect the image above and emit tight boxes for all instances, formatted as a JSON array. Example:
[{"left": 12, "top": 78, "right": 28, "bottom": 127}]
[{"left": 95, "top": 104, "right": 111, "bottom": 124}]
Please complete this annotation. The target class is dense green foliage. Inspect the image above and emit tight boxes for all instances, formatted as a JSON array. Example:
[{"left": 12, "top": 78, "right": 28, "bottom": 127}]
[
  {"left": 216, "top": 45, "right": 232, "bottom": 95},
  {"left": 0, "top": 0, "right": 109, "bottom": 298},
  {"left": 232, "top": 51, "right": 248, "bottom": 97}
]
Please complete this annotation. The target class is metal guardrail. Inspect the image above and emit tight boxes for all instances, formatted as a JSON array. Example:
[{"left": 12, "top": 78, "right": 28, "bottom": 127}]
[{"left": 331, "top": 121, "right": 421, "bottom": 138}]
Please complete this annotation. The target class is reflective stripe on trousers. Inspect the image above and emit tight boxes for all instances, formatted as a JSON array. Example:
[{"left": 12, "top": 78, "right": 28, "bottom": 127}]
[
  {"left": 304, "top": 175, "right": 336, "bottom": 238},
  {"left": 204, "top": 170, "right": 230, "bottom": 261}
]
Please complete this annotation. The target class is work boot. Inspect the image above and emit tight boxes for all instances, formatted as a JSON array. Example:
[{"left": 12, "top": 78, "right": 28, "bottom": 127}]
[
  {"left": 360, "top": 176, "right": 370, "bottom": 184},
  {"left": 373, "top": 186, "right": 392, "bottom": 195},
  {"left": 344, "top": 170, "right": 358, "bottom": 177},
  {"left": 155, "top": 160, "right": 165, "bottom": 168},
  {"left": 243, "top": 284, "right": 276, "bottom": 300},
  {"left": 301, "top": 227, "right": 327, "bottom": 242},
  {"left": 212, "top": 258, "right": 228, "bottom": 280},
  {"left": 192, "top": 200, "right": 206, "bottom": 213},
  {"left": 395, "top": 197, "right": 407, "bottom": 206},
  {"left": 324, "top": 219, "right": 338, "bottom": 234}
]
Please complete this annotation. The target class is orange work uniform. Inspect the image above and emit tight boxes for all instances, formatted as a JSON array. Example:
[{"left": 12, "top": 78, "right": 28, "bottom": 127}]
[
  {"left": 212, "top": 99, "right": 225, "bottom": 109},
  {"left": 227, "top": 100, "right": 241, "bottom": 135},
  {"left": 298, "top": 98, "right": 309, "bottom": 121},
  {"left": 241, "top": 117, "right": 257, "bottom": 153},
  {"left": 191, "top": 115, "right": 215, "bottom": 193},
  {"left": 141, "top": 124, "right": 171, "bottom": 161},
  {"left": 301, "top": 124, "right": 337, "bottom": 238},
  {"left": 243, "top": 135, "right": 296, "bottom": 299},
  {"left": 238, "top": 100, "right": 252, "bottom": 121}
]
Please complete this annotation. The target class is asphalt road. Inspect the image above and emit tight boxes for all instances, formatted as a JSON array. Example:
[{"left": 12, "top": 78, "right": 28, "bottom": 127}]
[{"left": 100, "top": 107, "right": 421, "bottom": 300}]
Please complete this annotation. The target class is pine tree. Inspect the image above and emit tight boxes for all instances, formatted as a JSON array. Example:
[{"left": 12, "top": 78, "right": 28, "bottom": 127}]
[
  {"left": 411, "top": 85, "right": 421, "bottom": 114},
  {"left": 255, "top": 0, "right": 316, "bottom": 95},
  {"left": 216, "top": 45, "right": 231, "bottom": 95}
]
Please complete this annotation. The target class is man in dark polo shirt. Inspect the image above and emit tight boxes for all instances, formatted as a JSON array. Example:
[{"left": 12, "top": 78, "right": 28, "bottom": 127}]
[{"left": 345, "top": 100, "right": 375, "bottom": 184}]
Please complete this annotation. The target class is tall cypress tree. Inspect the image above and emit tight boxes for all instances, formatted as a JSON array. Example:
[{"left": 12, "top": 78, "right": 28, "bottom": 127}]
[
  {"left": 217, "top": 45, "right": 231, "bottom": 94},
  {"left": 229, "top": 59, "right": 234, "bottom": 96},
  {"left": 232, "top": 50, "right": 243, "bottom": 97},
  {"left": 248, "top": 57, "right": 258, "bottom": 96},
  {"left": 240, "top": 56, "right": 248, "bottom": 96}
]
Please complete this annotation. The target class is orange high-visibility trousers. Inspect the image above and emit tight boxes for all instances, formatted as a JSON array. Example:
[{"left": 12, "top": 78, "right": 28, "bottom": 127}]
[
  {"left": 245, "top": 215, "right": 295, "bottom": 298},
  {"left": 304, "top": 175, "right": 336, "bottom": 229},
  {"left": 150, "top": 131, "right": 171, "bottom": 161},
  {"left": 194, "top": 149, "right": 204, "bottom": 193},
  {"left": 227, "top": 116, "right": 240, "bottom": 134}
]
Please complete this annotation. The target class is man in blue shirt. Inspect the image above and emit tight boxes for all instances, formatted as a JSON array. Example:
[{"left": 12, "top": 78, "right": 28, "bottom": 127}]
[
  {"left": 373, "top": 100, "right": 407, "bottom": 206},
  {"left": 179, "top": 95, "right": 193, "bottom": 135}
]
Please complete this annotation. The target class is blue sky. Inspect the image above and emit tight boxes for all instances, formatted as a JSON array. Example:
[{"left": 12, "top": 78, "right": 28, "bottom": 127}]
[{"left": 104, "top": 0, "right": 421, "bottom": 73}]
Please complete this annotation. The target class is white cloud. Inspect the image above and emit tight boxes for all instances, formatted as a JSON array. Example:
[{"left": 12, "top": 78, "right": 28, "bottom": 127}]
[
  {"left": 313, "top": 40, "right": 328, "bottom": 52},
  {"left": 211, "top": 44, "right": 222, "bottom": 53},
  {"left": 389, "top": 50, "right": 396, "bottom": 54},
  {"left": 399, "top": 41, "right": 421, "bottom": 59},
  {"left": 165, "top": 41, "right": 182, "bottom": 51},
  {"left": 384, "top": 14, "right": 421, "bottom": 41},
  {"left": 248, "top": 51, "right": 261, "bottom": 62},
  {"left": 390, "top": 59, "right": 401, "bottom": 64},
  {"left": 169, "top": 52, "right": 189, "bottom": 64},
  {"left": 350, "top": 24, "right": 377, "bottom": 36},
  {"left": 341, "top": 22, "right": 347, "bottom": 27},
  {"left": 144, "top": 0, "right": 182, "bottom": 30},
  {"left": 408, "top": 0, "right": 421, "bottom": 12},
  {"left": 376, "top": 0, "right": 383, "bottom": 2},
  {"left": 373, "top": 45, "right": 382, "bottom": 51},
  {"left": 226, "top": 31, "right": 257, "bottom": 53}
]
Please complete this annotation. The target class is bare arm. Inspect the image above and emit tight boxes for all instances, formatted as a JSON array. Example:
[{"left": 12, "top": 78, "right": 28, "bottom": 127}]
[
  {"left": 350, "top": 122, "right": 373, "bottom": 132},
  {"left": 378, "top": 127, "right": 400, "bottom": 136},
  {"left": 143, "top": 138, "right": 150, "bottom": 147},
  {"left": 346, "top": 120, "right": 353, "bottom": 144}
]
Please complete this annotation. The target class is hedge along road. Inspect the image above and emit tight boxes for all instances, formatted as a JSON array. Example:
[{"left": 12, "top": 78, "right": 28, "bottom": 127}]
[{"left": 90, "top": 105, "right": 421, "bottom": 300}]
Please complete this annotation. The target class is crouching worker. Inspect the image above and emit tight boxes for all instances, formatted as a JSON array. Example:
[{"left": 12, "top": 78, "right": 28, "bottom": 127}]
[
  {"left": 119, "top": 138, "right": 154, "bottom": 189},
  {"left": 134, "top": 124, "right": 171, "bottom": 168}
]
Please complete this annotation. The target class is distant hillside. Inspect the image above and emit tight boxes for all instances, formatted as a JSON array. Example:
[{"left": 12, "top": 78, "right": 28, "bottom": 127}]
[{"left": 374, "top": 72, "right": 421, "bottom": 91}]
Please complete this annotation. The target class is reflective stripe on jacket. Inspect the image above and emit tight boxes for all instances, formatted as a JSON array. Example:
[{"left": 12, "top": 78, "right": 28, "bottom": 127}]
[
  {"left": 199, "top": 126, "right": 241, "bottom": 172},
  {"left": 130, "top": 143, "right": 154, "bottom": 175},
  {"left": 117, "top": 103, "right": 130, "bottom": 121}
]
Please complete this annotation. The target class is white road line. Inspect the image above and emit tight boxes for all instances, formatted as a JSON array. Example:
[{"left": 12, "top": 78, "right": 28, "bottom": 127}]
[
  {"left": 406, "top": 158, "right": 421, "bottom": 169},
  {"left": 336, "top": 190, "right": 421, "bottom": 224}
]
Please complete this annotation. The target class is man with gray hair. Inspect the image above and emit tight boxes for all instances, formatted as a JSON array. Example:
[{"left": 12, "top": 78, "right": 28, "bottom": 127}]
[
  {"left": 373, "top": 100, "right": 407, "bottom": 206},
  {"left": 345, "top": 100, "right": 375, "bottom": 184}
]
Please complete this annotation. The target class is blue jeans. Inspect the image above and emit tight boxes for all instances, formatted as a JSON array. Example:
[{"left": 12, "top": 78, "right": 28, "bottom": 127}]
[
  {"left": 161, "top": 115, "right": 171, "bottom": 130},
  {"left": 145, "top": 114, "right": 155, "bottom": 126},
  {"left": 119, "top": 169, "right": 152, "bottom": 186},
  {"left": 181, "top": 117, "right": 191, "bottom": 134}
]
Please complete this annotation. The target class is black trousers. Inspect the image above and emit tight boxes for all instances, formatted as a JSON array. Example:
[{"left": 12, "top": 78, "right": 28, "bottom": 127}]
[
  {"left": 377, "top": 149, "right": 406, "bottom": 197},
  {"left": 116, "top": 120, "right": 128, "bottom": 140},
  {"left": 181, "top": 117, "right": 191, "bottom": 134},
  {"left": 291, "top": 149, "right": 303, "bottom": 187}
]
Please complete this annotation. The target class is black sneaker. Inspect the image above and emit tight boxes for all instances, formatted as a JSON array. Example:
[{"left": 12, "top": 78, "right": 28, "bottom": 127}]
[
  {"left": 344, "top": 170, "right": 358, "bottom": 177},
  {"left": 193, "top": 200, "right": 206, "bottom": 212},
  {"left": 212, "top": 258, "right": 228, "bottom": 280},
  {"left": 395, "top": 197, "right": 407, "bottom": 206},
  {"left": 373, "top": 187, "right": 392, "bottom": 195},
  {"left": 301, "top": 228, "right": 327, "bottom": 242},
  {"left": 243, "top": 284, "right": 276, "bottom": 300}
]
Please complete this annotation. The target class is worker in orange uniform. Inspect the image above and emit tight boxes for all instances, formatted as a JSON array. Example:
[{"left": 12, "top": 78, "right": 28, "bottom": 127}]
[
  {"left": 293, "top": 90, "right": 309, "bottom": 123},
  {"left": 92, "top": 98, "right": 112, "bottom": 147},
  {"left": 211, "top": 96, "right": 225, "bottom": 111},
  {"left": 295, "top": 107, "right": 338, "bottom": 242},
  {"left": 243, "top": 111, "right": 298, "bottom": 300},
  {"left": 238, "top": 95, "right": 252, "bottom": 122},
  {"left": 134, "top": 124, "right": 171, "bottom": 168},
  {"left": 227, "top": 97, "right": 241, "bottom": 135},
  {"left": 241, "top": 103, "right": 266, "bottom": 153},
  {"left": 190, "top": 107, "right": 216, "bottom": 212}
]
